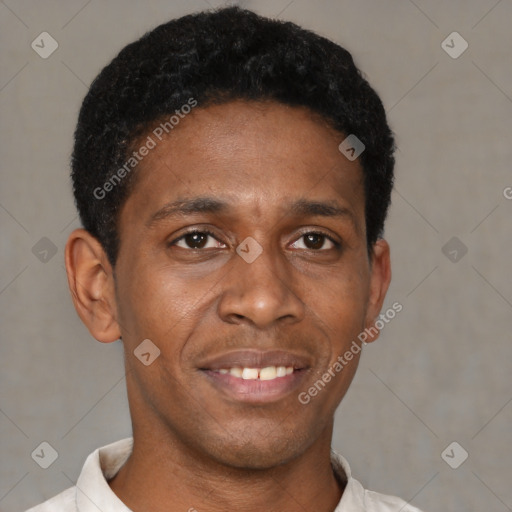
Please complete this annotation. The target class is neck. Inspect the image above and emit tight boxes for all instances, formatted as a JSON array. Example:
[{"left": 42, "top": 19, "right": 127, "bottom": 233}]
[{"left": 108, "top": 423, "right": 344, "bottom": 512}]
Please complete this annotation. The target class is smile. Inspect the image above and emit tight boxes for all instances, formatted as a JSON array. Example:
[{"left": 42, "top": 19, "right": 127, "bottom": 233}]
[
  {"left": 197, "top": 349, "right": 311, "bottom": 403},
  {"left": 214, "top": 366, "right": 294, "bottom": 380}
]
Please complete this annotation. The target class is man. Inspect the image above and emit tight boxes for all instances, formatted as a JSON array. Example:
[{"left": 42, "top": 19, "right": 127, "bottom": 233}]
[{"left": 27, "top": 6, "right": 424, "bottom": 511}]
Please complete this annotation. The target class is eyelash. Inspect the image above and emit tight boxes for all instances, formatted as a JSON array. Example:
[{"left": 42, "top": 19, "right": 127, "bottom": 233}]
[{"left": 169, "top": 228, "right": 340, "bottom": 250}]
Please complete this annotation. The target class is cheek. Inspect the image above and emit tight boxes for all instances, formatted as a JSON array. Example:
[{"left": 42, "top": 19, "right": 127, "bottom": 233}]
[
  {"left": 312, "top": 264, "right": 369, "bottom": 330},
  {"left": 116, "top": 259, "right": 218, "bottom": 372},
  {"left": 115, "top": 260, "right": 193, "bottom": 341},
  {"left": 115, "top": 242, "right": 370, "bottom": 355}
]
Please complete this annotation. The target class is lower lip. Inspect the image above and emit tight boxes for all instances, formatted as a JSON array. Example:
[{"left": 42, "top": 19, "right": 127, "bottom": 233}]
[{"left": 201, "top": 369, "right": 308, "bottom": 404}]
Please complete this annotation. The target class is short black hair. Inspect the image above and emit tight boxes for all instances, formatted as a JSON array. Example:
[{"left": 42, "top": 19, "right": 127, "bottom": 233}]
[{"left": 72, "top": 6, "right": 395, "bottom": 267}]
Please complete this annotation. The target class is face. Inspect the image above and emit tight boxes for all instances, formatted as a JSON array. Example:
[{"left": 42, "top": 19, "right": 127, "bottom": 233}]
[{"left": 86, "top": 100, "right": 390, "bottom": 469}]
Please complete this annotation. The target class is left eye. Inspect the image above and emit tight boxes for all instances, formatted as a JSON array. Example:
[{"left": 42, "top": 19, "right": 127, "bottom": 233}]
[{"left": 291, "top": 232, "right": 336, "bottom": 251}]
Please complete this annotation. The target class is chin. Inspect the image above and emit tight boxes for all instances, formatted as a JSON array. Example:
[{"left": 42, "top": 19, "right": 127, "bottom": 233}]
[{"left": 201, "top": 424, "right": 317, "bottom": 470}]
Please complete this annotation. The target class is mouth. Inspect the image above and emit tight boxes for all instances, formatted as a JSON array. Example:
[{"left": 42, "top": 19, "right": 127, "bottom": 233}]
[
  {"left": 198, "top": 350, "right": 311, "bottom": 404},
  {"left": 211, "top": 365, "right": 295, "bottom": 380}
]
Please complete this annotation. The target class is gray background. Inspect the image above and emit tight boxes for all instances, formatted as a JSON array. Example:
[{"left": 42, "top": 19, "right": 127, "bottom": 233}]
[{"left": 1, "top": 0, "right": 511, "bottom": 510}]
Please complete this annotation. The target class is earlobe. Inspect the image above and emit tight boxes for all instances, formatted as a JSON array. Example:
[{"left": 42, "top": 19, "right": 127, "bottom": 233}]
[
  {"left": 363, "top": 238, "right": 392, "bottom": 343},
  {"left": 64, "top": 228, "right": 121, "bottom": 343}
]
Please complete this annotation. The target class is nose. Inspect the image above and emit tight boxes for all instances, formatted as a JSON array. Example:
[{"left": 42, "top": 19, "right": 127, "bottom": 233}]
[{"left": 217, "top": 243, "right": 305, "bottom": 329}]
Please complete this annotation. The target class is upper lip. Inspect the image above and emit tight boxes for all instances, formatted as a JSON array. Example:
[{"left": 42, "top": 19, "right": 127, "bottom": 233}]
[{"left": 198, "top": 350, "right": 312, "bottom": 370}]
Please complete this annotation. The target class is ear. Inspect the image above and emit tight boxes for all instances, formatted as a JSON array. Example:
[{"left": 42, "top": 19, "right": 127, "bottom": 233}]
[
  {"left": 64, "top": 228, "right": 121, "bottom": 343},
  {"left": 362, "top": 238, "right": 392, "bottom": 343}
]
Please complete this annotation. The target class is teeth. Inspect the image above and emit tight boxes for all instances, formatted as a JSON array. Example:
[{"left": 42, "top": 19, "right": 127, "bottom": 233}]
[
  {"left": 276, "top": 366, "right": 287, "bottom": 377},
  {"left": 242, "top": 368, "right": 259, "bottom": 380},
  {"left": 229, "top": 367, "right": 243, "bottom": 378},
  {"left": 218, "top": 366, "right": 295, "bottom": 380},
  {"left": 259, "top": 366, "right": 277, "bottom": 380}
]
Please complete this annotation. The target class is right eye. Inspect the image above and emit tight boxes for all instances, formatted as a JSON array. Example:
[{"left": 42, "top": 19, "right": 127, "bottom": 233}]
[{"left": 170, "top": 230, "right": 226, "bottom": 250}]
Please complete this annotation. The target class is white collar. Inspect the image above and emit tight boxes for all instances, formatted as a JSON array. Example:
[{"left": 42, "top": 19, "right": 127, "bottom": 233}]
[{"left": 74, "top": 437, "right": 419, "bottom": 512}]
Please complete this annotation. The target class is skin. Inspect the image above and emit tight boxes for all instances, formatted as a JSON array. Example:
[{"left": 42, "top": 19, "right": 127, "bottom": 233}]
[{"left": 65, "top": 100, "right": 391, "bottom": 512}]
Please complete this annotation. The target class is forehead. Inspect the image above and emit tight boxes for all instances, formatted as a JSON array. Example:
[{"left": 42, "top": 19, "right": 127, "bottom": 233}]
[{"left": 120, "top": 100, "right": 365, "bottom": 229}]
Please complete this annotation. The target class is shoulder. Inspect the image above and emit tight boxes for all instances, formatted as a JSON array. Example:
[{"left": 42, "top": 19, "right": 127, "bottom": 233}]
[
  {"left": 364, "top": 489, "right": 424, "bottom": 511},
  {"left": 23, "top": 438, "right": 133, "bottom": 512},
  {"left": 331, "top": 451, "right": 425, "bottom": 512},
  {"left": 24, "top": 486, "right": 76, "bottom": 512}
]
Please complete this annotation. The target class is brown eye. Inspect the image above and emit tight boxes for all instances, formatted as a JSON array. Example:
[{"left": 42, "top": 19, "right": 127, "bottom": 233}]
[
  {"left": 172, "top": 230, "right": 225, "bottom": 250},
  {"left": 291, "top": 232, "right": 336, "bottom": 251},
  {"left": 304, "top": 233, "right": 325, "bottom": 250},
  {"left": 183, "top": 232, "right": 209, "bottom": 249}
]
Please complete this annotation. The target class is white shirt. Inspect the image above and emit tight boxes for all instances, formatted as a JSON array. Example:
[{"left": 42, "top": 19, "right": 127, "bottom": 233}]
[{"left": 26, "top": 438, "right": 424, "bottom": 512}]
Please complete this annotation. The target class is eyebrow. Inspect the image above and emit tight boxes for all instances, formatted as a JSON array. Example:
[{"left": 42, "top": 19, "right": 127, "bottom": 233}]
[
  {"left": 146, "top": 196, "right": 356, "bottom": 228},
  {"left": 147, "top": 197, "right": 228, "bottom": 227}
]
